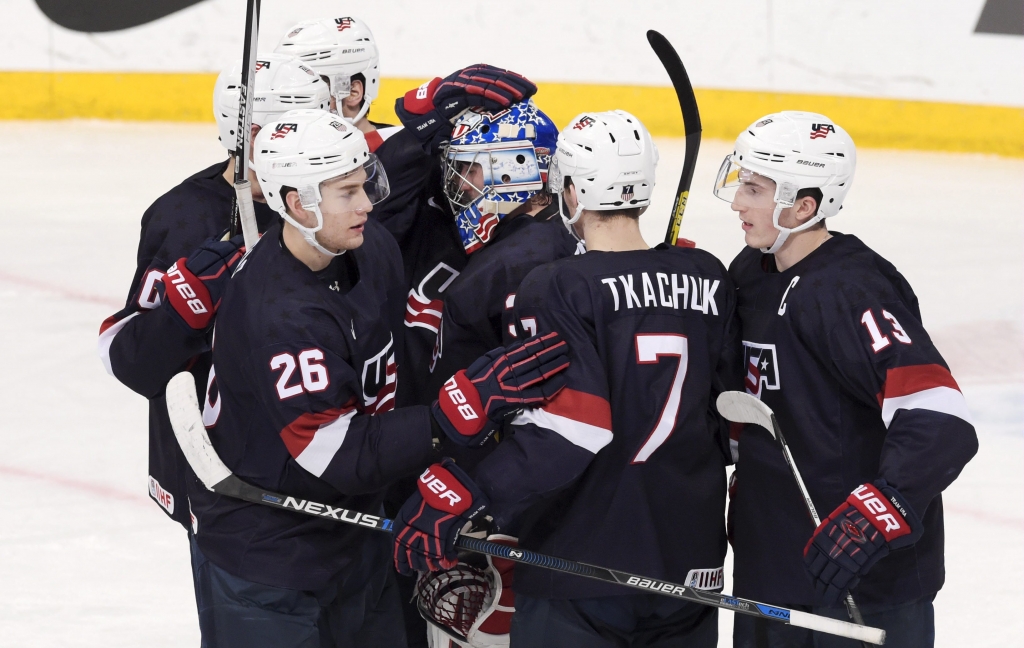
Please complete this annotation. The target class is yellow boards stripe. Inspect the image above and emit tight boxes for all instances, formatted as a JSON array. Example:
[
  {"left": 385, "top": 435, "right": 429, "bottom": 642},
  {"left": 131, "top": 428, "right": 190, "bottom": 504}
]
[{"left": 1, "top": 71, "right": 1021, "bottom": 157}]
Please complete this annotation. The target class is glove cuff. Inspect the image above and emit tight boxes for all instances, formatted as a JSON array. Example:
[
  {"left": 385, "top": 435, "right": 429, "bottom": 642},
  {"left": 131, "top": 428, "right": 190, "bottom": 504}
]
[{"left": 845, "top": 481, "right": 922, "bottom": 549}]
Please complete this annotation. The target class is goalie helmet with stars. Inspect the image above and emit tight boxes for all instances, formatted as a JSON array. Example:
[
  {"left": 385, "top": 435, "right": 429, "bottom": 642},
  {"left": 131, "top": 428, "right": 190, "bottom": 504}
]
[{"left": 441, "top": 99, "right": 558, "bottom": 254}]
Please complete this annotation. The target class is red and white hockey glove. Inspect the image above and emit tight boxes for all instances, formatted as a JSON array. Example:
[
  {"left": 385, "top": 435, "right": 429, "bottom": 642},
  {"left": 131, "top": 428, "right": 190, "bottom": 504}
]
[
  {"left": 803, "top": 480, "right": 922, "bottom": 605},
  {"left": 395, "top": 64, "right": 537, "bottom": 149},
  {"left": 393, "top": 459, "right": 490, "bottom": 575},
  {"left": 161, "top": 233, "right": 245, "bottom": 332},
  {"left": 432, "top": 331, "right": 569, "bottom": 448}
]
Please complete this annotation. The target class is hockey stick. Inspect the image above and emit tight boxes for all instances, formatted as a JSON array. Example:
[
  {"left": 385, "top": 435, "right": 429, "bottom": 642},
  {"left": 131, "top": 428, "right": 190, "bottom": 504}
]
[
  {"left": 166, "top": 372, "right": 884, "bottom": 644},
  {"left": 648, "top": 30, "right": 702, "bottom": 247},
  {"left": 231, "top": 0, "right": 261, "bottom": 250},
  {"left": 716, "top": 391, "right": 875, "bottom": 645}
]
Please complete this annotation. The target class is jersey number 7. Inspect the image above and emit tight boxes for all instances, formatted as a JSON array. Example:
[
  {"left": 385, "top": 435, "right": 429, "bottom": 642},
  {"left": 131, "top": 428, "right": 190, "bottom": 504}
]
[{"left": 632, "top": 334, "right": 689, "bottom": 463}]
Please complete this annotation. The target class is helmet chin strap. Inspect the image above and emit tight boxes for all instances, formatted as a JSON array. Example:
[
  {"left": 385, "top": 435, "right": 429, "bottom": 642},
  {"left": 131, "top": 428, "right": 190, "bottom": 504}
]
[
  {"left": 284, "top": 199, "right": 345, "bottom": 258},
  {"left": 557, "top": 191, "right": 586, "bottom": 245},
  {"left": 762, "top": 204, "right": 826, "bottom": 255}
]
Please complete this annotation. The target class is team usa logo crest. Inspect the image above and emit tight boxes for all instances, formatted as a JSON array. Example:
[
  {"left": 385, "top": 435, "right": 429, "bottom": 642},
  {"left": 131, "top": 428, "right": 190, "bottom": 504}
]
[
  {"left": 335, "top": 17, "right": 355, "bottom": 31},
  {"left": 270, "top": 123, "right": 298, "bottom": 139},
  {"left": 255, "top": 60, "right": 270, "bottom": 72},
  {"left": 742, "top": 341, "right": 780, "bottom": 397},
  {"left": 573, "top": 115, "right": 596, "bottom": 130},
  {"left": 810, "top": 123, "right": 836, "bottom": 140},
  {"left": 621, "top": 184, "right": 635, "bottom": 202},
  {"left": 755, "top": 118, "right": 773, "bottom": 128}
]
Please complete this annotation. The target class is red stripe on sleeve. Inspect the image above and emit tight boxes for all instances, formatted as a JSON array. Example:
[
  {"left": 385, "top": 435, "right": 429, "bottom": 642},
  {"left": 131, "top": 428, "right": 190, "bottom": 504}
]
[
  {"left": 365, "top": 130, "right": 384, "bottom": 153},
  {"left": 877, "top": 364, "right": 961, "bottom": 405},
  {"left": 279, "top": 402, "right": 356, "bottom": 459},
  {"left": 544, "top": 388, "right": 612, "bottom": 431}
]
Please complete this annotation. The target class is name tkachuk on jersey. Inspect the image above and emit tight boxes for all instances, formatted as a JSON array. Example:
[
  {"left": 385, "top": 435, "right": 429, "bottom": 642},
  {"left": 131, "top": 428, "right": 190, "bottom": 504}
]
[
  {"left": 742, "top": 341, "right": 780, "bottom": 397},
  {"left": 599, "top": 271, "right": 720, "bottom": 315}
]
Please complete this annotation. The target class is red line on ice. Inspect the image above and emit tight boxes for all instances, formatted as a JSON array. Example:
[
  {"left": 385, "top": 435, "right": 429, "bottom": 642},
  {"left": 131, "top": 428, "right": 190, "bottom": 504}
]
[
  {"left": 0, "top": 270, "right": 122, "bottom": 308},
  {"left": 0, "top": 463, "right": 150, "bottom": 507}
]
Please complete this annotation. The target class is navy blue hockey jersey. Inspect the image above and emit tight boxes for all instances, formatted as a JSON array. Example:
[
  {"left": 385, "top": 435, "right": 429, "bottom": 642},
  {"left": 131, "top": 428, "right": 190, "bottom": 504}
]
[
  {"left": 728, "top": 233, "right": 978, "bottom": 606},
  {"left": 191, "top": 219, "right": 435, "bottom": 591},
  {"left": 429, "top": 213, "right": 580, "bottom": 396},
  {"left": 397, "top": 193, "right": 469, "bottom": 407},
  {"left": 98, "top": 159, "right": 277, "bottom": 528},
  {"left": 474, "top": 245, "right": 743, "bottom": 599}
]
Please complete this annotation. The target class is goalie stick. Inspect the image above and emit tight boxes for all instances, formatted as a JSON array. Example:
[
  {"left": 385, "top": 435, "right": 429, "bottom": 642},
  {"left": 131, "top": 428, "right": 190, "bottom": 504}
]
[
  {"left": 230, "top": 0, "right": 261, "bottom": 250},
  {"left": 166, "top": 372, "right": 885, "bottom": 645},
  {"left": 648, "top": 30, "right": 702, "bottom": 248},
  {"left": 716, "top": 391, "right": 876, "bottom": 645}
]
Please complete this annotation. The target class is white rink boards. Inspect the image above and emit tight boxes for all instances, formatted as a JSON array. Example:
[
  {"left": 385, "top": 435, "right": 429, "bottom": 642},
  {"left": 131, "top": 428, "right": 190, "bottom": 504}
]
[{"left": 0, "top": 121, "right": 1019, "bottom": 647}]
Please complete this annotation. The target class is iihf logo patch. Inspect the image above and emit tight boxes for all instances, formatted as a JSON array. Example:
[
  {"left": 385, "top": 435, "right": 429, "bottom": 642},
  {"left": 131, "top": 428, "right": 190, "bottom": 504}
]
[
  {"left": 573, "top": 116, "right": 596, "bottom": 130},
  {"left": 810, "top": 123, "right": 836, "bottom": 140},
  {"left": 742, "top": 341, "right": 780, "bottom": 397},
  {"left": 621, "top": 185, "right": 635, "bottom": 202},
  {"left": 255, "top": 60, "right": 270, "bottom": 72},
  {"left": 270, "top": 123, "right": 298, "bottom": 139},
  {"left": 335, "top": 17, "right": 354, "bottom": 31}
]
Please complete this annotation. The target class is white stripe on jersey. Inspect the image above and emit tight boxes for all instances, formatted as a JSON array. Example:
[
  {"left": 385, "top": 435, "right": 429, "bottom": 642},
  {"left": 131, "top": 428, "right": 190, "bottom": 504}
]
[
  {"left": 295, "top": 410, "right": 357, "bottom": 477},
  {"left": 881, "top": 386, "right": 973, "bottom": 428},
  {"left": 513, "top": 407, "right": 613, "bottom": 454}
]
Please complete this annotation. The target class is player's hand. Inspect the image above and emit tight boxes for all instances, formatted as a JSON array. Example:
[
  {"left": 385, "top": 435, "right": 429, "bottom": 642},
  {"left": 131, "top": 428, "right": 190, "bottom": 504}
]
[
  {"left": 161, "top": 233, "right": 245, "bottom": 332},
  {"left": 432, "top": 331, "right": 569, "bottom": 448},
  {"left": 803, "top": 480, "right": 922, "bottom": 605},
  {"left": 395, "top": 64, "right": 536, "bottom": 148},
  {"left": 393, "top": 459, "right": 490, "bottom": 575}
]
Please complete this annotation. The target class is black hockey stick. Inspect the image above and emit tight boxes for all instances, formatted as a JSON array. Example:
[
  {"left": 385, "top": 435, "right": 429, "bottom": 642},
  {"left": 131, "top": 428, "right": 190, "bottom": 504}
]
[
  {"left": 648, "top": 30, "right": 702, "bottom": 247},
  {"left": 716, "top": 391, "right": 876, "bottom": 645},
  {"left": 230, "top": 0, "right": 261, "bottom": 249},
  {"left": 166, "top": 372, "right": 884, "bottom": 644}
]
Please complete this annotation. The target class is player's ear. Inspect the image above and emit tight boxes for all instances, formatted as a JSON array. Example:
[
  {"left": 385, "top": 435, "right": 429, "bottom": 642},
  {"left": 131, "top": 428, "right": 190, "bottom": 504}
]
[
  {"left": 248, "top": 124, "right": 261, "bottom": 163},
  {"left": 284, "top": 190, "right": 316, "bottom": 228},
  {"left": 794, "top": 195, "right": 818, "bottom": 224}
]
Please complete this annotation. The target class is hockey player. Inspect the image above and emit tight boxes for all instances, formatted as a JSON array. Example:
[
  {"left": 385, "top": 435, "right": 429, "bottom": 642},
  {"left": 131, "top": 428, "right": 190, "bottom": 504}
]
[
  {"left": 716, "top": 111, "right": 979, "bottom": 647},
  {"left": 188, "top": 109, "right": 570, "bottom": 646},
  {"left": 428, "top": 99, "right": 581, "bottom": 408},
  {"left": 393, "top": 111, "right": 743, "bottom": 647},
  {"left": 390, "top": 66, "right": 539, "bottom": 410},
  {"left": 97, "top": 53, "right": 328, "bottom": 530},
  {"left": 275, "top": 16, "right": 433, "bottom": 246}
]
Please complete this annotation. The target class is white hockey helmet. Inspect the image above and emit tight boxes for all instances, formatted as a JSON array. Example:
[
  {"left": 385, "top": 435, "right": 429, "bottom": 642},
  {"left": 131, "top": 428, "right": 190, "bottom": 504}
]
[
  {"left": 547, "top": 110, "right": 659, "bottom": 231},
  {"left": 253, "top": 109, "right": 390, "bottom": 257},
  {"left": 274, "top": 17, "right": 380, "bottom": 123},
  {"left": 213, "top": 53, "right": 331, "bottom": 152},
  {"left": 713, "top": 111, "right": 856, "bottom": 253}
]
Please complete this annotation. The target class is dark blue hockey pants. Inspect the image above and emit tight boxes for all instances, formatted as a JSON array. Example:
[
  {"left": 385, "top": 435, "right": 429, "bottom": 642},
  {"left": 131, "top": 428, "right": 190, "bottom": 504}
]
[
  {"left": 733, "top": 594, "right": 935, "bottom": 648},
  {"left": 510, "top": 592, "right": 718, "bottom": 647},
  {"left": 189, "top": 535, "right": 407, "bottom": 648}
]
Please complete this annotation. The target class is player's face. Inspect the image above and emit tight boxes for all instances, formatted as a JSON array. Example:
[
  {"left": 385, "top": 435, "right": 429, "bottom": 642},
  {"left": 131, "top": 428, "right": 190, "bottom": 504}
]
[
  {"left": 316, "top": 168, "right": 372, "bottom": 252},
  {"left": 731, "top": 170, "right": 781, "bottom": 248},
  {"left": 456, "top": 161, "right": 486, "bottom": 200}
]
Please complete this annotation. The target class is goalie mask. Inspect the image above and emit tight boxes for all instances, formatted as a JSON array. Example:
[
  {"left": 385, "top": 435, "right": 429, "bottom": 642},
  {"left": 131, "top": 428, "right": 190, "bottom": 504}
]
[
  {"left": 713, "top": 111, "right": 856, "bottom": 254},
  {"left": 441, "top": 100, "right": 557, "bottom": 254},
  {"left": 416, "top": 535, "right": 517, "bottom": 648}
]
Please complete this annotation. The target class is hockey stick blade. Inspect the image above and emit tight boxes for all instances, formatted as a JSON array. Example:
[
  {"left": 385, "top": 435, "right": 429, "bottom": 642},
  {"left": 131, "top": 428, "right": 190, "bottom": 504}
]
[
  {"left": 165, "top": 372, "right": 884, "bottom": 644},
  {"left": 648, "top": 30, "right": 702, "bottom": 247},
  {"left": 716, "top": 391, "right": 778, "bottom": 439}
]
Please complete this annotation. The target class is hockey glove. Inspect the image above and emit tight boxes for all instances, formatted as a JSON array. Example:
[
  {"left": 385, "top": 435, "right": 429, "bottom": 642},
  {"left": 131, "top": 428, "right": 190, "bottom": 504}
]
[
  {"left": 393, "top": 459, "right": 490, "bottom": 575},
  {"left": 395, "top": 64, "right": 537, "bottom": 149},
  {"left": 432, "top": 331, "right": 569, "bottom": 448},
  {"left": 161, "top": 233, "right": 245, "bottom": 332},
  {"left": 803, "top": 480, "right": 922, "bottom": 606}
]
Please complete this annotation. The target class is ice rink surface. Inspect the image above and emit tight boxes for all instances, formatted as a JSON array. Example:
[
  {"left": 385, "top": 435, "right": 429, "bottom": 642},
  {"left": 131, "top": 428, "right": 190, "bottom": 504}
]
[{"left": 0, "top": 121, "right": 1020, "bottom": 647}]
